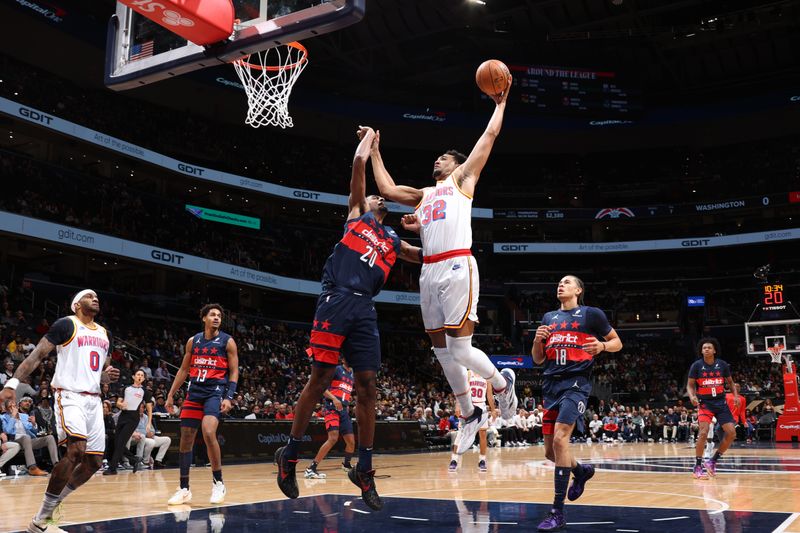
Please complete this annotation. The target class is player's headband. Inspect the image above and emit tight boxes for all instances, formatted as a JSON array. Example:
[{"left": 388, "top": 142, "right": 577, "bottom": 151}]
[{"left": 71, "top": 289, "right": 96, "bottom": 313}]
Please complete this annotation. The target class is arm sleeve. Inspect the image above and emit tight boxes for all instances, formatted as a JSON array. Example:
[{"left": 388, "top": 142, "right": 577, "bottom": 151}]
[
  {"left": 45, "top": 317, "right": 75, "bottom": 346},
  {"left": 587, "top": 307, "right": 613, "bottom": 338}
]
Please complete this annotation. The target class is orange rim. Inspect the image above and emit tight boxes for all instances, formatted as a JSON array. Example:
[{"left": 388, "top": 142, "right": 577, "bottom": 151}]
[{"left": 233, "top": 41, "right": 308, "bottom": 72}]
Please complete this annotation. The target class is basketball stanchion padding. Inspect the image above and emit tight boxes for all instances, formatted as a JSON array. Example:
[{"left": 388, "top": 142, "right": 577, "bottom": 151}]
[
  {"left": 232, "top": 42, "right": 309, "bottom": 129},
  {"left": 117, "top": 0, "right": 235, "bottom": 46}
]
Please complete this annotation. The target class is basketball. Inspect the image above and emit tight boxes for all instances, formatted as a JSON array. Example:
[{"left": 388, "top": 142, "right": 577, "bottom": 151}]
[{"left": 475, "top": 59, "right": 511, "bottom": 96}]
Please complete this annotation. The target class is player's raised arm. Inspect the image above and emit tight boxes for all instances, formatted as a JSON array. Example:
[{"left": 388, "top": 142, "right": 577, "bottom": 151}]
[
  {"left": 454, "top": 85, "right": 511, "bottom": 197},
  {"left": 398, "top": 240, "right": 423, "bottom": 264},
  {"left": 348, "top": 126, "right": 375, "bottom": 219},
  {"left": 370, "top": 130, "right": 424, "bottom": 207},
  {"left": 0, "top": 336, "right": 55, "bottom": 404}
]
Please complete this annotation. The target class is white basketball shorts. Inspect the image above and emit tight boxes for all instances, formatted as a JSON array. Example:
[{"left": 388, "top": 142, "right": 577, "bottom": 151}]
[
  {"left": 419, "top": 254, "right": 479, "bottom": 332},
  {"left": 54, "top": 389, "right": 105, "bottom": 455}
]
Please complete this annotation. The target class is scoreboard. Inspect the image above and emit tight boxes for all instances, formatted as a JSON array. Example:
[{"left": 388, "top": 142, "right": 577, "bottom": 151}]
[{"left": 503, "top": 64, "right": 641, "bottom": 117}]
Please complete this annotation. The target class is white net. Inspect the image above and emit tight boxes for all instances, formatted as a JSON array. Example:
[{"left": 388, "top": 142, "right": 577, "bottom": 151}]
[{"left": 232, "top": 42, "right": 308, "bottom": 129}]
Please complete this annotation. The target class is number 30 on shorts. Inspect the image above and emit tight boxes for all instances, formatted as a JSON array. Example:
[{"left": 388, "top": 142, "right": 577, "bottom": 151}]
[{"left": 89, "top": 350, "right": 100, "bottom": 371}]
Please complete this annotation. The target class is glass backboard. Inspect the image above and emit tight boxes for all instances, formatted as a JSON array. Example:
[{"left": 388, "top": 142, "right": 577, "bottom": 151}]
[
  {"left": 105, "top": 0, "right": 364, "bottom": 90},
  {"left": 745, "top": 319, "right": 800, "bottom": 356}
]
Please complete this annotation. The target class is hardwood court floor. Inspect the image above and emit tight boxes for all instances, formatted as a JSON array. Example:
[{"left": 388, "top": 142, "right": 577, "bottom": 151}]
[{"left": 3, "top": 442, "right": 800, "bottom": 532}]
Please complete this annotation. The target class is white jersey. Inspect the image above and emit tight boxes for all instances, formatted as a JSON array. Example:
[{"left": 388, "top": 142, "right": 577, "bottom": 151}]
[
  {"left": 468, "top": 370, "right": 488, "bottom": 407},
  {"left": 415, "top": 174, "right": 473, "bottom": 256},
  {"left": 51, "top": 316, "right": 110, "bottom": 394}
]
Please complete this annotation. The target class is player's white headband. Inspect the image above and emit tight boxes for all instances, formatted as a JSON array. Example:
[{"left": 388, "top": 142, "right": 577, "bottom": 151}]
[{"left": 71, "top": 289, "right": 96, "bottom": 313}]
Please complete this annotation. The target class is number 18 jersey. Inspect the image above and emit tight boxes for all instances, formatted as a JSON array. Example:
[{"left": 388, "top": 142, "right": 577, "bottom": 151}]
[{"left": 541, "top": 306, "right": 612, "bottom": 378}]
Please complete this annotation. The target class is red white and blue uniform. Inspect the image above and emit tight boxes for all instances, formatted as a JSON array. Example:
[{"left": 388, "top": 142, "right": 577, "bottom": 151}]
[
  {"left": 689, "top": 358, "right": 734, "bottom": 425},
  {"left": 180, "top": 330, "right": 232, "bottom": 425},
  {"left": 540, "top": 306, "right": 612, "bottom": 434},
  {"left": 323, "top": 365, "right": 354, "bottom": 434},
  {"left": 308, "top": 211, "right": 401, "bottom": 372}
]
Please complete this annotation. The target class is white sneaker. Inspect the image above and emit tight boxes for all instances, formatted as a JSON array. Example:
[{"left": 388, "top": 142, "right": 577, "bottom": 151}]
[
  {"left": 168, "top": 487, "right": 193, "bottom": 506},
  {"left": 496, "top": 369, "right": 518, "bottom": 420},
  {"left": 210, "top": 480, "right": 226, "bottom": 504},
  {"left": 456, "top": 406, "right": 488, "bottom": 454},
  {"left": 304, "top": 468, "right": 327, "bottom": 479}
]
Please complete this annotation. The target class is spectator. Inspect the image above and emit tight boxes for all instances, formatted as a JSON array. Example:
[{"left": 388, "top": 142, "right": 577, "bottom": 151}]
[
  {"left": 1, "top": 398, "right": 57, "bottom": 476},
  {"left": 663, "top": 407, "right": 679, "bottom": 443},
  {"left": 0, "top": 360, "right": 13, "bottom": 386},
  {"left": 588, "top": 414, "right": 603, "bottom": 442},
  {"left": 0, "top": 429, "right": 21, "bottom": 476},
  {"left": 154, "top": 361, "right": 171, "bottom": 383}
]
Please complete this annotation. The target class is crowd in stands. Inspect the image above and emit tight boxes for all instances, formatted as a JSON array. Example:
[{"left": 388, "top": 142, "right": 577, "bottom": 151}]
[{"left": 1, "top": 53, "right": 798, "bottom": 211}]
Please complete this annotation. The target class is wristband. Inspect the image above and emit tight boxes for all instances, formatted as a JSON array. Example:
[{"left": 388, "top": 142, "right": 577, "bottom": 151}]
[
  {"left": 601, "top": 342, "right": 607, "bottom": 352},
  {"left": 4, "top": 378, "right": 19, "bottom": 391},
  {"left": 225, "top": 381, "right": 238, "bottom": 401}
]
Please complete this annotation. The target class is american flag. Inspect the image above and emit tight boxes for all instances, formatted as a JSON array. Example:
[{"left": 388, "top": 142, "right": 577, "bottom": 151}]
[{"left": 129, "top": 41, "right": 154, "bottom": 61}]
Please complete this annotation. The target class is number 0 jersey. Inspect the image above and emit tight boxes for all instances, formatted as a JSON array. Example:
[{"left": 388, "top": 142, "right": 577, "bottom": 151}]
[
  {"left": 189, "top": 331, "right": 232, "bottom": 387},
  {"left": 45, "top": 316, "right": 111, "bottom": 394},
  {"left": 415, "top": 174, "right": 473, "bottom": 256},
  {"left": 688, "top": 358, "right": 731, "bottom": 401},
  {"left": 321, "top": 211, "right": 401, "bottom": 298},
  {"left": 541, "top": 306, "right": 612, "bottom": 378}
]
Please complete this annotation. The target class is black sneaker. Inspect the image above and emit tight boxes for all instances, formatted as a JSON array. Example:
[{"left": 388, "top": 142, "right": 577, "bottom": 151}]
[
  {"left": 132, "top": 456, "right": 144, "bottom": 473},
  {"left": 102, "top": 469, "right": 118, "bottom": 476},
  {"left": 348, "top": 467, "right": 382, "bottom": 510},
  {"left": 274, "top": 446, "right": 299, "bottom": 499}
]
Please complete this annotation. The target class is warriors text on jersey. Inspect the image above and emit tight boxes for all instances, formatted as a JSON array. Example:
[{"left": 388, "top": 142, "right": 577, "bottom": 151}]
[
  {"left": 415, "top": 174, "right": 473, "bottom": 257},
  {"left": 189, "top": 331, "right": 232, "bottom": 386},
  {"left": 321, "top": 211, "right": 401, "bottom": 298},
  {"left": 689, "top": 358, "right": 731, "bottom": 400},
  {"left": 541, "top": 306, "right": 612, "bottom": 378},
  {"left": 45, "top": 316, "right": 111, "bottom": 394},
  {"left": 468, "top": 370, "right": 488, "bottom": 406},
  {"left": 324, "top": 365, "right": 354, "bottom": 408}
]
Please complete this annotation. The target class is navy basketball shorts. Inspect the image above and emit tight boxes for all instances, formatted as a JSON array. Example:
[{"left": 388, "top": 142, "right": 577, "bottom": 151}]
[
  {"left": 323, "top": 405, "right": 354, "bottom": 435},
  {"left": 307, "top": 289, "right": 381, "bottom": 373},
  {"left": 698, "top": 399, "right": 735, "bottom": 426},
  {"left": 542, "top": 375, "right": 592, "bottom": 435},
  {"left": 180, "top": 384, "right": 223, "bottom": 428}
]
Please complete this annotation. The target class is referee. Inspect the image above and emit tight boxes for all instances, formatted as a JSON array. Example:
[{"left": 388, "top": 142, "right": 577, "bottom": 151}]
[{"left": 104, "top": 369, "right": 153, "bottom": 475}]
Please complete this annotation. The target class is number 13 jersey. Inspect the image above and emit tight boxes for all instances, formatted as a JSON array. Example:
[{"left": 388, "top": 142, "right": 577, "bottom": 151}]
[{"left": 189, "top": 331, "right": 232, "bottom": 387}]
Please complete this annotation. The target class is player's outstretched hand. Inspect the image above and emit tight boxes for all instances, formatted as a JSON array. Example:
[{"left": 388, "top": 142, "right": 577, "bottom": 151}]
[
  {"left": 221, "top": 399, "right": 232, "bottom": 414},
  {"left": 582, "top": 336, "right": 605, "bottom": 356},
  {"left": 534, "top": 325, "right": 552, "bottom": 344},
  {"left": 103, "top": 366, "right": 120, "bottom": 383},
  {"left": 371, "top": 130, "right": 381, "bottom": 152},
  {"left": 491, "top": 76, "right": 512, "bottom": 105},
  {"left": 401, "top": 214, "right": 421, "bottom": 234},
  {"left": 356, "top": 125, "right": 374, "bottom": 141}
]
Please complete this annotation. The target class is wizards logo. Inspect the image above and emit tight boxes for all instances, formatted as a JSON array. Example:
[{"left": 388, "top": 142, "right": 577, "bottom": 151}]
[{"left": 595, "top": 207, "right": 635, "bottom": 219}]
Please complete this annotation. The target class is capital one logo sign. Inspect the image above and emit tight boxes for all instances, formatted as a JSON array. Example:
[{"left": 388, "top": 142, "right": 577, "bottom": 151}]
[{"left": 129, "top": 0, "right": 195, "bottom": 27}]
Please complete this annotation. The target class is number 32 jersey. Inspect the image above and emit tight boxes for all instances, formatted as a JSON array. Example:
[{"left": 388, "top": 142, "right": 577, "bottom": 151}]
[
  {"left": 415, "top": 174, "right": 473, "bottom": 256},
  {"left": 46, "top": 315, "right": 111, "bottom": 394},
  {"left": 321, "top": 211, "right": 401, "bottom": 298},
  {"left": 541, "top": 306, "right": 612, "bottom": 378}
]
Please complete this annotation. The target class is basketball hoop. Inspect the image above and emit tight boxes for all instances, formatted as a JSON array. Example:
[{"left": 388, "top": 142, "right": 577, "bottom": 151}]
[
  {"left": 232, "top": 41, "right": 308, "bottom": 129},
  {"left": 768, "top": 345, "right": 785, "bottom": 365}
]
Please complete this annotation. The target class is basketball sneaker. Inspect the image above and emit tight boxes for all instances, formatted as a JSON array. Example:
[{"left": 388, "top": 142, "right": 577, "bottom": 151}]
[
  {"left": 275, "top": 446, "right": 299, "bottom": 499},
  {"left": 703, "top": 459, "right": 717, "bottom": 477},
  {"left": 456, "top": 405, "right": 487, "bottom": 454},
  {"left": 537, "top": 509, "right": 566, "bottom": 531},
  {"left": 496, "top": 369, "right": 519, "bottom": 420},
  {"left": 341, "top": 462, "right": 352, "bottom": 473},
  {"left": 209, "top": 480, "right": 226, "bottom": 504},
  {"left": 305, "top": 467, "right": 327, "bottom": 479},
  {"left": 478, "top": 460, "right": 487, "bottom": 472},
  {"left": 692, "top": 465, "right": 708, "bottom": 479},
  {"left": 448, "top": 460, "right": 458, "bottom": 472},
  {"left": 567, "top": 464, "right": 595, "bottom": 501},
  {"left": 167, "top": 487, "right": 193, "bottom": 506},
  {"left": 347, "top": 467, "right": 383, "bottom": 511}
]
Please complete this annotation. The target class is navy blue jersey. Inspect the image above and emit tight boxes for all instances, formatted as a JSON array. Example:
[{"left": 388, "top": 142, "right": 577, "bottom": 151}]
[
  {"left": 541, "top": 306, "right": 612, "bottom": 378},
  {"left": 321, "top": 211, "right": 401, "bottom": 298},
  {"left": 688, "top": 358, "right": 731, "bottom": 401},
  {"left": 188, "top": 330, "right": 232, "bottom": 387},
  {"left": 324, "top": 365, "right": 354, "bottom": 409}
]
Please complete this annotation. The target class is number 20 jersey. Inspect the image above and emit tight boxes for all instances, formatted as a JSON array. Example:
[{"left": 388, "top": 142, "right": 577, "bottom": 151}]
[
  {"left": 321, "top": 211, "right": 401, "bottom": 298},
  {"left": 541, "top": 306, "right": 612, "bottom": 378},
  {"left": 415, "top": 174, "right": 472, "bottom": 256}
]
